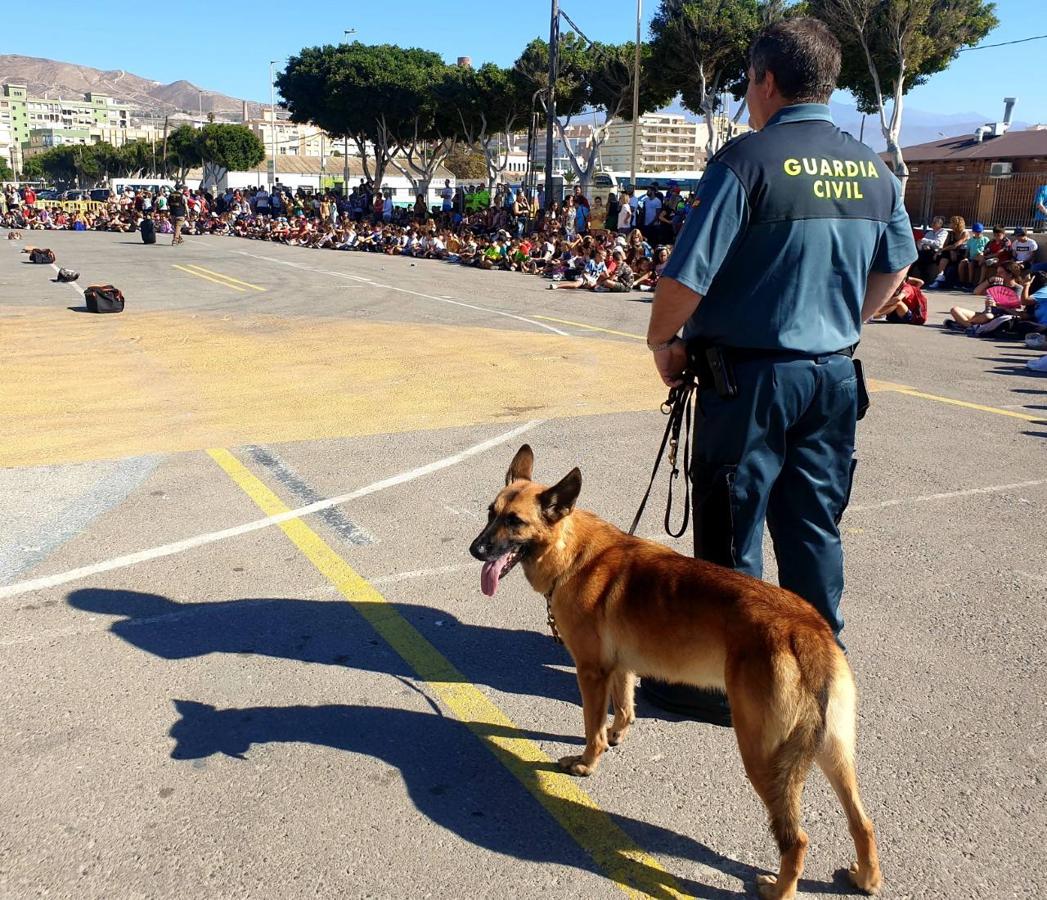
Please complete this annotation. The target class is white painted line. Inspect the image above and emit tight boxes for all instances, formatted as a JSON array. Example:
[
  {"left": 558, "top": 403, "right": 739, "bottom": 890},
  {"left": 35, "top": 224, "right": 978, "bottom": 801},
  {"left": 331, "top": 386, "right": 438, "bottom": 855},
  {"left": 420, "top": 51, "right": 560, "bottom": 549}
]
[
  {"left": 371, "top": 563, "right": 476, "bottom": 586},
  {"left": 48, "top": 262, "right": 86, "bottom": 296},
  {"left": 226, "top": 246, "right": 570, "bottom": 336},
  {"left": 0, "top": 420, "right": 544, "bottom": 601},
  {"left": 848, "top": 478, "right": 1047, "bottom": 513}
]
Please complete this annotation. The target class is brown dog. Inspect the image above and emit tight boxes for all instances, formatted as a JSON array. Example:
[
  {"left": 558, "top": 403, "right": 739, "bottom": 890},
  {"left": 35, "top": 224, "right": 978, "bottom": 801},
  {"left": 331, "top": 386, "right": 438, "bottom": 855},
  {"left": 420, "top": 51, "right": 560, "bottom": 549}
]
[{"left": 469, "top": 445, "right": 881, "bottom": 899}]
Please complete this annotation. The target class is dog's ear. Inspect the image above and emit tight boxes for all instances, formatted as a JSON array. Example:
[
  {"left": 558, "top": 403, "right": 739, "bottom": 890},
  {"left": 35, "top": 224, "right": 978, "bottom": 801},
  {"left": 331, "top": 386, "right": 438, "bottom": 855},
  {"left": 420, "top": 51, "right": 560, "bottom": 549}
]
[
  {"left": 506, "top": 444, "right": 534, "bottom": 485},
  {"left": 538, "top": 468, "right": 581, "bottom": 523}
]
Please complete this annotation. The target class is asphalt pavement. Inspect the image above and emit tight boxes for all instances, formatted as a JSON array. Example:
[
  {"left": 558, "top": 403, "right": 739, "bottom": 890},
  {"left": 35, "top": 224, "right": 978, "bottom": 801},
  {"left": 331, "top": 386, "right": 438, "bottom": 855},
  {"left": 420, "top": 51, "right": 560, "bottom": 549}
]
[{"left": 1, "top": 230, "right": 1044, "bottom": 899}]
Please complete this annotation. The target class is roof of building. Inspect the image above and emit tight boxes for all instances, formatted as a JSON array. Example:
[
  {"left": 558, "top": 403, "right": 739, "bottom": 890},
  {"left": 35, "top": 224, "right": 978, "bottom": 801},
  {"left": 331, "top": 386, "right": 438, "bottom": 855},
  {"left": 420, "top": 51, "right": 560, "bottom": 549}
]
[{"left": 893, "top": 128, "right": 1047, "bottom": 162}]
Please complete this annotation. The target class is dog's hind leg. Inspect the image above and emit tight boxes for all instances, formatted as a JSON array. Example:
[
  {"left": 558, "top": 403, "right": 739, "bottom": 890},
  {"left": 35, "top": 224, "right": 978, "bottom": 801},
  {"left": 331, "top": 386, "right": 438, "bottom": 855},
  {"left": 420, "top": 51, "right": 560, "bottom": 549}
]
[
  {"left": 729, "top": 670, "right": 817, "bottom": 899},
  {"left": 816, "top": 673, "right": 882, "bottom": 895},
  {"left": 559, "top": 666, "right": 611, "bottom": 777},
  {"left": 608, "top": 670, "right": 635, "bottom": 747}
]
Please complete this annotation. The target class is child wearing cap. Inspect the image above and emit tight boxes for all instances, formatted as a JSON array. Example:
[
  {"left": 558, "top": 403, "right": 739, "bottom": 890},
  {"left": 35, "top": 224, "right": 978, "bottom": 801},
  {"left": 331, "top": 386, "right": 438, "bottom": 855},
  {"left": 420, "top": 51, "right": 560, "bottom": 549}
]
[
  {"left": 957, "top": 222, "right": 989, "bottom": 289},
  {"left": 1011, "top": 227, "right": 1039, "bottom": 266}
]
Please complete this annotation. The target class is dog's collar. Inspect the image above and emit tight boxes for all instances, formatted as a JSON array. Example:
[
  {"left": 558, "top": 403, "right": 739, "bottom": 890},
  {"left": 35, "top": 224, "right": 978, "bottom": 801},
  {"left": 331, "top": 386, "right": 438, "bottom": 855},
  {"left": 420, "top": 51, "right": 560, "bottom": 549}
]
[{"left": 544, "top": 590, "right": 564, "bottom": 645}]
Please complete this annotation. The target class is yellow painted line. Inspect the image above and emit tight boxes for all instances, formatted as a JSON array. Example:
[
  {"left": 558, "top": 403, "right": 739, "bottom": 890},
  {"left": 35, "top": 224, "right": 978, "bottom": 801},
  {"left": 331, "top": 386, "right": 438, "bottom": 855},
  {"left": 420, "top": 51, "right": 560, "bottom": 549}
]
[
  {"left": 185, "top": 263, "right": 266, "bottom": 292},
  {"left": 172, "top": 263, "right": 247, "bottom": 292},
  {"left": 888, "top": 387, "right": 1044, "bottom": 423},
  {"left": 532, "top": 315, "right": 646, "bottom": 341},
  {"left": 207, "top": 447, "right": 689, "bottom": 900}
]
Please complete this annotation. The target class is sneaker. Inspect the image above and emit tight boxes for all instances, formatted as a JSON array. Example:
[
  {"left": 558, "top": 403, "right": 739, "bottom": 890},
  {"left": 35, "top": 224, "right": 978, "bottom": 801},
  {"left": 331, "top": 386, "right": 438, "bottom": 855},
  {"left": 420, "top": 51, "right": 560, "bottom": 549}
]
[
  {"left": 1028, "top": 355, "right": 1047, "bottom": 373},
  {"left": 1025, "top": 333, "right": 1047, "bottom": 350},
  {"left": 547, "top": 283, "right": 557, "bottom": 290},
  {"left": 866, "top": 315, "right": 887, "bottom": 323},
  {"left": 594, "top": 285, "right": 609, "bottom": 292},
  {"left": 943, "top": 318, "right": 959, "bottom": 330}
]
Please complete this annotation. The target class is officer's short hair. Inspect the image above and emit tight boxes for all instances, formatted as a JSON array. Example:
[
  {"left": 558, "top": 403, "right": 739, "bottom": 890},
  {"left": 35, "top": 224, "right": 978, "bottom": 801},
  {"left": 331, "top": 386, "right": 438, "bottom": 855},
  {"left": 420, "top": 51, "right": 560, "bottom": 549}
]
[{"left": 749, "top": 17, "right": 841, "bottom": 104}]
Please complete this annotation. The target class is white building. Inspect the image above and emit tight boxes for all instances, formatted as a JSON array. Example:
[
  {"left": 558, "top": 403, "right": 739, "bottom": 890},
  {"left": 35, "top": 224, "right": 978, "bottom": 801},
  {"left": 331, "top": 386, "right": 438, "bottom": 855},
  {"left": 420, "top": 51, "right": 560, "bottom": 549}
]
[
  {"left": 0, "top": 118, "right": 17, "bottom": 174},
  {"left": 600, "top": 113, "right": 750, "bottom": 172},
  {"left": 246, "top": 112, "right": 333, "bottom": 158}
]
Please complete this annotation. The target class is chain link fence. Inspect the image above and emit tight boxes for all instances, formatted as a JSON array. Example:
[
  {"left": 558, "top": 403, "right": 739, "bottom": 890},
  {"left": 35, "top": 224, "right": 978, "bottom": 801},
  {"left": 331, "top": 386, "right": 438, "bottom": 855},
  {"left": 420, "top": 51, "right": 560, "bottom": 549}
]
[{"left": 904, "top": 172, "right": 1047, "bottom": 230}]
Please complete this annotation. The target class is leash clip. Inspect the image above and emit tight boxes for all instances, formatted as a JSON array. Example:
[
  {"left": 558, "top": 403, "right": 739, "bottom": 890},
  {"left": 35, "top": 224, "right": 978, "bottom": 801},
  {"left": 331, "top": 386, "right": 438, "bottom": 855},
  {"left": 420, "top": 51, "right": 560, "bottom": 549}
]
[{"left": 668, "top": 437, "right": 678, "bottom": 468}]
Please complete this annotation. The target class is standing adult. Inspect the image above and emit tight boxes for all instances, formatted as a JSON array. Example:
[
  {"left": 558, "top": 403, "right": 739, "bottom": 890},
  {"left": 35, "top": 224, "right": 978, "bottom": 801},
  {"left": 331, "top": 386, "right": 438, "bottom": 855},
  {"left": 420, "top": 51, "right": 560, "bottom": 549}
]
[
  {"left": 639, "top": 187, "right": 662, "bottom": 242},
  {"left": 168, "top": 188, "right": 187, "bottom": 246},
  {"left": 1033, "top": 182, "right": 1047, "bottom": 233},
  {"left": 643, "top": 17, "right": 916, "bottom": 722}
]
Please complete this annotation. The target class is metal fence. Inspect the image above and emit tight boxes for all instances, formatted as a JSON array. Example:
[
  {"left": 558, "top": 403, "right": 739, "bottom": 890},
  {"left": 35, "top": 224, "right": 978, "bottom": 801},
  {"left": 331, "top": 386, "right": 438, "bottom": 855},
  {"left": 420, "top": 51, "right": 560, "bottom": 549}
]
[{"left": 904, "top": 171, "right": 1047, "bottom": 229}]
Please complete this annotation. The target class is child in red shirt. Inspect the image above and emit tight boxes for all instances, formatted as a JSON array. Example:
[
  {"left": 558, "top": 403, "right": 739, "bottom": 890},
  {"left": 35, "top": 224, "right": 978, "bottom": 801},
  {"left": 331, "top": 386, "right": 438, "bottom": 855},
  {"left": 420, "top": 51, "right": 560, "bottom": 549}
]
[{"left": 872, "top": 276, "right": 927, "bottom": 325}]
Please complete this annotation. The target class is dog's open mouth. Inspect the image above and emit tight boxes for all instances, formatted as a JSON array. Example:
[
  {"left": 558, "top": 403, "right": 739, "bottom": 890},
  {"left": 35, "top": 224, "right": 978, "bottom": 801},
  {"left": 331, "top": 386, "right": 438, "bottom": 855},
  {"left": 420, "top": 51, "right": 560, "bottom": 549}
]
[{"left": 480, "top": 546, "right": 525, "bottom": 597}]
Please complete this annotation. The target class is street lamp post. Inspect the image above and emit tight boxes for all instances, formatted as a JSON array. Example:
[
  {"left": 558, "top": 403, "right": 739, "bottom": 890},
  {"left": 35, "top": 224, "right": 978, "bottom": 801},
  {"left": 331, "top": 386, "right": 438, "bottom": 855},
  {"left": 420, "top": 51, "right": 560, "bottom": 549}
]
[
  {"left": 629, "top": 0, "right": 642, "bottom": 190},
  {"left": 543, "top": 0, "right": 559, "bottom": 211},
  {"left": 343, "top": 29, "right": 357, "bottom": 193},
  {"left": 269, "top": 60, "right": 278, "bottom": 189}
]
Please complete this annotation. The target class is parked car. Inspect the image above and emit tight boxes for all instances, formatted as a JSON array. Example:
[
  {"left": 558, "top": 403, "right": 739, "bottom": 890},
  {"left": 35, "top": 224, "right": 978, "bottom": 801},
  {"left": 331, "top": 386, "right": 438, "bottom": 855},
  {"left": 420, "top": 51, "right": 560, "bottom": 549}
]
[
  {"left": 58, "top": 189, "right": 89, "bottom": 201},
  {"left": 35, "top": 189, "right": 61, "bottom": 200},
  {"left": 88, "top": 188, "right": 113, "bottom": 202}
]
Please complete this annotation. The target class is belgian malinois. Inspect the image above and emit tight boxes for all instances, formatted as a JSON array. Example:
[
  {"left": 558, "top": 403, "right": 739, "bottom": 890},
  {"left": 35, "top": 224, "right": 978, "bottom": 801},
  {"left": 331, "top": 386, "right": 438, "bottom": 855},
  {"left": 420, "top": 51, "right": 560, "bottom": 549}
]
[{"left": 469, "top": 445, "right": 881, "bottom": 899}]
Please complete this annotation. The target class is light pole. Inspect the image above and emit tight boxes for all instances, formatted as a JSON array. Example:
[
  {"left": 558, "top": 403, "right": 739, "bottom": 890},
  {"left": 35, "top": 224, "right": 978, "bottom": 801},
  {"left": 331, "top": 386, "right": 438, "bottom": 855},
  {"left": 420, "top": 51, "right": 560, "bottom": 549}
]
[
  {"left": 343, "top": 29, "right": 357, "bottom": 193},
  {"left": 629, "top": 0, "right": 642, "bottom": 190},
  {"left": 269, "top": 60, "right": 278, "bottom": 189},
  {"left": 543, "top": 0, "right": 559, "bottom": 211}
]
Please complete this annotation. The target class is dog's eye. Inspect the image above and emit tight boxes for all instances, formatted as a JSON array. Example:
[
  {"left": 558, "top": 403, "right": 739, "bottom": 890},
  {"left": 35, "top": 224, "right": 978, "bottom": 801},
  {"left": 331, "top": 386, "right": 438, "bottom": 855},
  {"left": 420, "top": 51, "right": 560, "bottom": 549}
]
[{"left": 505, "top": 513, "right": 526, "bottom": 528}]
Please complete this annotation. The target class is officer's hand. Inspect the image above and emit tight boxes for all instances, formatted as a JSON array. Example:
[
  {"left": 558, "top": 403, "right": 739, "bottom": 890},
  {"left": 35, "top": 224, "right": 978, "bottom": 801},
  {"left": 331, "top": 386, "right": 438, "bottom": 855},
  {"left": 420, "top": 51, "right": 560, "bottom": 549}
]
[{"left": 653, "top": 342, "right": 688, "bottom": 388}]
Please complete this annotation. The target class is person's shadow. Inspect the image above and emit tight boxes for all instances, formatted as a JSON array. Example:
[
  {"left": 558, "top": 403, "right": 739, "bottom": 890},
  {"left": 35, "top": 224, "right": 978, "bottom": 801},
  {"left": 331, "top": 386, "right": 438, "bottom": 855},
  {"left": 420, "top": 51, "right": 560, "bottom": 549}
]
[{"left": 67, "top": 588, "right": 579, "bottom": 705}]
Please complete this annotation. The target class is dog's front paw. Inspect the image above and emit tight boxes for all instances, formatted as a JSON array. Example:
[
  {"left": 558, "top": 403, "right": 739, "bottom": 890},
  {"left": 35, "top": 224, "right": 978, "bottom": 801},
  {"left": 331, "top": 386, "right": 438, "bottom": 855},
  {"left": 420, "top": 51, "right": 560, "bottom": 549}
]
[
  {"left": 557, "top": 754, "right": 594, "bottom": 777},
  {"left": 755, "top": 874, "right": 795, "bottom": 900},
  {"left": 847, "top": 861, "right": 882, "bottom": 895},
  {"left": 608, "top": 720, "right": 634, "bottom": 746}
]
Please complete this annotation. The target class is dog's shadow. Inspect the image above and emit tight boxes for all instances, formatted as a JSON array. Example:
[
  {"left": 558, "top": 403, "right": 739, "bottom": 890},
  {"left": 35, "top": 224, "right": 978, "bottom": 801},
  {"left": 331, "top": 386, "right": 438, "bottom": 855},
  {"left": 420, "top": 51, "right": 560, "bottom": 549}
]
[
  {"left": 169, "top": 699, "right": 854, "bottom": 897},
  {"left": 69, "top": 588, "right": 856, "bottom": 897}
]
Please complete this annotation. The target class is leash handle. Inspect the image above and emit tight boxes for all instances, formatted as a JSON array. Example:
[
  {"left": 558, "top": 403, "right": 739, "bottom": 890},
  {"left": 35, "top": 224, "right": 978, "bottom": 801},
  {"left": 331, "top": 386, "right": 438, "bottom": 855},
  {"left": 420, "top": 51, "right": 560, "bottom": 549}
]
[{"left": 628, "top": 374, "right": 696, "bottom": 537}]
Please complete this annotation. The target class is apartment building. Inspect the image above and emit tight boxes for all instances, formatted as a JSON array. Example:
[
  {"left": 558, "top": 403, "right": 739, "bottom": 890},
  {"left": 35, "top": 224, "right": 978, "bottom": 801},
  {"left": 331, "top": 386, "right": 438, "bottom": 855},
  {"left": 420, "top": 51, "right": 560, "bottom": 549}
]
[{"left": 600, "top": 112, "right": 750, "bottom": 172}]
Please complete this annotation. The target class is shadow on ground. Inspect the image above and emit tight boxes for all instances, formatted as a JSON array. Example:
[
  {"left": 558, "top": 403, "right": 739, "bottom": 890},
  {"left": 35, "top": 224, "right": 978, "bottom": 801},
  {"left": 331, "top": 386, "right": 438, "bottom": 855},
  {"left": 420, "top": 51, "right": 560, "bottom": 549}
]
[{"left": 67, "top": 587, "right": 857, "bottom": 898}]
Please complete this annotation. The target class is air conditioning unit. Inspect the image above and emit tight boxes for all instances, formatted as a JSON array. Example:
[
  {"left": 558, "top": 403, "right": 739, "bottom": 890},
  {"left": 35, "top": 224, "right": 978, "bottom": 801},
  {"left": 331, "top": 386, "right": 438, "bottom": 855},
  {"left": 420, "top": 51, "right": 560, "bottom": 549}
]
[{"left": 989, "top": 161, "right": 1013, "bottom": 177}]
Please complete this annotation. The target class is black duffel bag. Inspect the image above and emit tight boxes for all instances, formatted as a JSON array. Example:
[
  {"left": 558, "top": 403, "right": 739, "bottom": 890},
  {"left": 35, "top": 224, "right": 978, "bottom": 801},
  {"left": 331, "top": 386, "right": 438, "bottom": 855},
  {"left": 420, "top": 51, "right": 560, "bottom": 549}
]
[
  {"left": 29, "top": 248, "right": 56, "bottom": 263},
  {"left": 141, "top": 217, "right": 156, "bottom": 244},
  {"left": 84, "top": 284, "right": 125, "bottom": 314}
]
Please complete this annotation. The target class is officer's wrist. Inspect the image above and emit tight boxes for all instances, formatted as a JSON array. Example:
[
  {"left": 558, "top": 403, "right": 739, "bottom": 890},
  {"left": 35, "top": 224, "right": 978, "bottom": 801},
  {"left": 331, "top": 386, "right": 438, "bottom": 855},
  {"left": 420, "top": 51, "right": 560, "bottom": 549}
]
[{"left": 646, "top": 335, "right": 681, "bottom": 353}]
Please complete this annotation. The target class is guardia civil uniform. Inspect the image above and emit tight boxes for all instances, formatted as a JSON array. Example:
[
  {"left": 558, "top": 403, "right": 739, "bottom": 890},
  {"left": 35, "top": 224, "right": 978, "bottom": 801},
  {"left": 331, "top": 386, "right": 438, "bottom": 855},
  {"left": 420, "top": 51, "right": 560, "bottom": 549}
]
[{"left": 662, "top": 103, "right": 916, "bottom": 637}]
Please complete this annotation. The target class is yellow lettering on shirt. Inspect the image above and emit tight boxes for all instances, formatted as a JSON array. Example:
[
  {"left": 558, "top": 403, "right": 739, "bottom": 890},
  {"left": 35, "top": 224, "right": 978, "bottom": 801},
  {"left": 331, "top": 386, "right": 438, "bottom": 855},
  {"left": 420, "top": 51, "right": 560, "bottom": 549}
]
[{"left": 787, "top": 157, "right": 878, "bottom": 200}]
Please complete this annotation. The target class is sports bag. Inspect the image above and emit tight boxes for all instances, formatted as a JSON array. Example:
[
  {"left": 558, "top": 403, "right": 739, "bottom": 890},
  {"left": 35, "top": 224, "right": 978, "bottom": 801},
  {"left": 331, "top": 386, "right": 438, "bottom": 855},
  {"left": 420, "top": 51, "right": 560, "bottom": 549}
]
[
  {"left": 83, "top": 284, "right": 125, "bottom": 314},
  {"left": 29, "top": 248, "right": 55, "bottom": 264},
  {"left": 56, "top": 267, "right": 79, "bottom": 282},
  {"left": 141, "top": 217, "right": 156, "bottom": 244}
]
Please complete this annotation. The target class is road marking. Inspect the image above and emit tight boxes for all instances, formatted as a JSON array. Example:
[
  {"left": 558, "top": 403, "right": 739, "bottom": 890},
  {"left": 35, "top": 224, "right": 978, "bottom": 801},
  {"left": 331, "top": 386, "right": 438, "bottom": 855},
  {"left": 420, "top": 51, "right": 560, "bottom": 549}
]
[
  {"left": 532, "top": 315, "right": 646, "bottom": 341},
  {"left": 184, "top": 263, "right": 266, "bottom": 292},
  {"left": 849, "top": 478, "right": 1047, "bottom": 513},
  {"left": 885, "top": 387, "right": 1045, "bottom": 423},
  {"left": 208, "top": 447, "right": 688, "bottom": 900},
  {"left": 172, "top": 263, "right": 247, "bottom": 292},
  {"left": 0, "top": 421, "right": 542, "bottom": 601},
  {"left": 226, "top": 246, "right": 570, "bottom": 336}
]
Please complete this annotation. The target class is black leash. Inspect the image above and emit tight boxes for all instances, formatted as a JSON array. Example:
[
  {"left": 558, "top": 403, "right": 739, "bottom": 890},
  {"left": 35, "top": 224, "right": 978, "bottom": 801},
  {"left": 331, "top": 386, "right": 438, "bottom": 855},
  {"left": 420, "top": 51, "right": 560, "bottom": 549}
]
[{"left": 628, "top": 371, "right": 697, "bottom": 539}]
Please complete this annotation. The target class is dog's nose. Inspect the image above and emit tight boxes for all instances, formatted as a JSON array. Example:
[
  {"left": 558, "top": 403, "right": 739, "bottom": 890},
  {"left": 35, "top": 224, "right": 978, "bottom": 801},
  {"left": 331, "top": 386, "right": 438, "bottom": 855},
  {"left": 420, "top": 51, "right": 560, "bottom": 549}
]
[{"left": 469, "top": 537, "right": 488, "bottom": 560}]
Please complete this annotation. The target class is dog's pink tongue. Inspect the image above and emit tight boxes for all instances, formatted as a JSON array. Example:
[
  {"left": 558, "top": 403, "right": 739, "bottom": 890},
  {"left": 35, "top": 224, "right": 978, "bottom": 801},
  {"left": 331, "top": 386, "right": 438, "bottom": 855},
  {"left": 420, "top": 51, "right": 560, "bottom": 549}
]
[{"left": 481, "top": 552, "right": 511, "bottom": 597}]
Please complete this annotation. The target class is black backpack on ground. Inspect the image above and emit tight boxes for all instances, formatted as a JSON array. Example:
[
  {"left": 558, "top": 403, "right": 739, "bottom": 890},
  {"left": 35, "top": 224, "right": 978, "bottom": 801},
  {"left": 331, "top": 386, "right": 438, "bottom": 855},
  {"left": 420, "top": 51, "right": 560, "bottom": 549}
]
[
  {"left": 29, "top": 248, "right": 55, "bottom": 264},
  {"left": 140, "top": 218, "right": 156, "bottom": 244},
  {"left": 55, "top": 267, "right": 79, "bottom": 282},
  {"left": 83, "top": 284, "right": 125, "bottom": 314}
]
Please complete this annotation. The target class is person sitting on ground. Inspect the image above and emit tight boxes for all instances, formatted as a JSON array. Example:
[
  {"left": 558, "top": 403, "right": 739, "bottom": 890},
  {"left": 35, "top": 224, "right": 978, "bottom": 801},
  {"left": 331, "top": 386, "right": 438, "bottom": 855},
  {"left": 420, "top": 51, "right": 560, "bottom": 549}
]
[
  {"left": 1011, "top": 227, "right": 1038, "bottom": 267},
  {"left": 928, "top": 216, "right": 970, "bottom": 288},
  {"left": 946, "top": 262, "right": 1031, "bottom": 328},
  {"left": 976, "top": 225, "right": 1012, "bottom": 285},
  {"left": 594, "top": 249, "right": 635, "bottom": 293},
  {"left": 549, "top": 246, "right": 607, "bottom": 290},
  {"left": 870, "top": 276, "right": 928, "bottom": 325},
  {"left": 956, "top": 222, "right": 990, "bottom": 289}
]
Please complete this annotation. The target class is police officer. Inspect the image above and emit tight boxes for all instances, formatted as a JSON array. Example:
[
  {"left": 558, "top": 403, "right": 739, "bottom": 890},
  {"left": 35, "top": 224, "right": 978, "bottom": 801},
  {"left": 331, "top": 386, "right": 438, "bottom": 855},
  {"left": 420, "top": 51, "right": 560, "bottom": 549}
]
[{"left": 643, "top": 18, "right": 916, "bottom": 723}]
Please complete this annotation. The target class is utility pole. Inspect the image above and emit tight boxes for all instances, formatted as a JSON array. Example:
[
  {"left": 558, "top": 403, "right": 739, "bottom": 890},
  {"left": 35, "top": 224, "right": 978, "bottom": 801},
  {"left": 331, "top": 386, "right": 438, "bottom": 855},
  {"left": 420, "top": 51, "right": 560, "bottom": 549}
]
[
  {"left": 629, "top": 0, "right": 642, "bottom": 190},
  {"left": 343, "top": 29, "right": 357, "bottom": 194},
  {"left": 543, "top": 0, "right": 559, "bottom": 211},
  {"left": 161, "top": 115, "right": 169, "bottom": 175},
  {"left": 269, "top": 60, "right": 278, "bottom": 189}
]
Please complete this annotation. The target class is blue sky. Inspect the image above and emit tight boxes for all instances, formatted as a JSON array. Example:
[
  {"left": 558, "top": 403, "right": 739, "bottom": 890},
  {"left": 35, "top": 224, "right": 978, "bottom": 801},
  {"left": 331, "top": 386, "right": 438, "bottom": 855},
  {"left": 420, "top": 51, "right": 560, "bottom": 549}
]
[{"left": 3, "top": 0, "right": 1044, "bottom": 124}]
